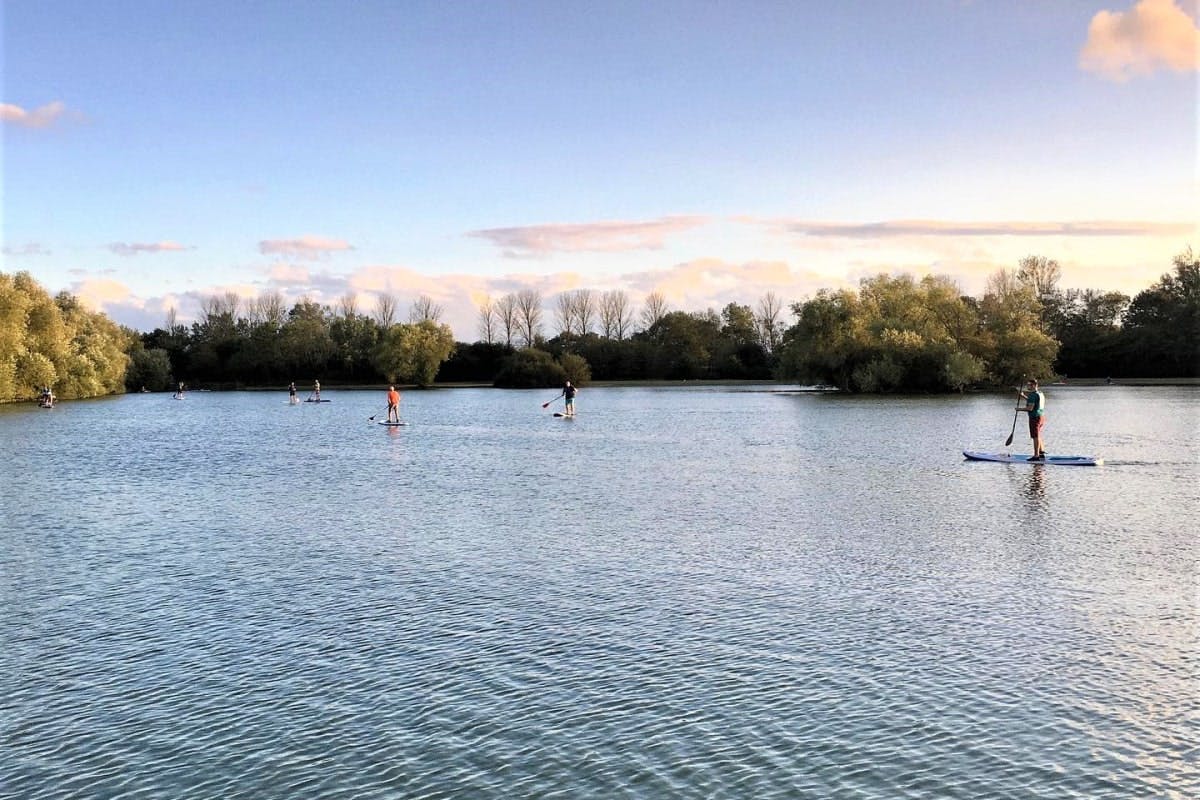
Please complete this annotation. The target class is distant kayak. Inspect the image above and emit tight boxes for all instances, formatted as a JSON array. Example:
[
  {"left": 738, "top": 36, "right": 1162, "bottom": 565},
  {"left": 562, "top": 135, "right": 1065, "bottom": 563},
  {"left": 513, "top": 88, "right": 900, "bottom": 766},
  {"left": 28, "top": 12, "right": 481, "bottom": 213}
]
[{"left": 963, "top": 451, "right": 1102, "bottom": 466}]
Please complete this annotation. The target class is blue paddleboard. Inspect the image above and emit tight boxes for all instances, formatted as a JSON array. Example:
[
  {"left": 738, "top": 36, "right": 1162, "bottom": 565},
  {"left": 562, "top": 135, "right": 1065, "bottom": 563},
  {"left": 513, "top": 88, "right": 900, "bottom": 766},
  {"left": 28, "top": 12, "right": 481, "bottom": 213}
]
[{"left": 963, "top": 451, "right": 1102, "bottom": 466}]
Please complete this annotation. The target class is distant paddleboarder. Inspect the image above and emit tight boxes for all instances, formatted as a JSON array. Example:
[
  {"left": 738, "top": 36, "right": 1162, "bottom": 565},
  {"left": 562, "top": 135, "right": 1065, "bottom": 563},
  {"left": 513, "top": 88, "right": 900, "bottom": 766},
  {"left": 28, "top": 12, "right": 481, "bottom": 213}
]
[
  {"left": 289, "top": 381, "right": 297, "bottom": 403},
  {"left": 386, "top": 385, "right": 401, "bottom": 423},
  {"left": 313, "top": 379, "right": 321, "bottom": 401}
]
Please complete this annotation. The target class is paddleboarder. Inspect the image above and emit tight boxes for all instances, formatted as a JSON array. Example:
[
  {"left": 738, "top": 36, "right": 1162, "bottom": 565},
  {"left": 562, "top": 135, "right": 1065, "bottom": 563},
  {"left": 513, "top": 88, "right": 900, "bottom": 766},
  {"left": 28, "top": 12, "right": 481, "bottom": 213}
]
[
  {"left": 313, "top": 379, "right": 321, "bottom": 401},
  {"left": 1017, "top": 378, "right": 1046, "bottom": 460},
  {"left": 563, "top": 380, "right": 577, "bottom": 417},
  {"left": 288, "top": 381, "right": 297, "bottom": 401},
  {"left": 386, "top": 385, "right": 401, "bottom": 423}
]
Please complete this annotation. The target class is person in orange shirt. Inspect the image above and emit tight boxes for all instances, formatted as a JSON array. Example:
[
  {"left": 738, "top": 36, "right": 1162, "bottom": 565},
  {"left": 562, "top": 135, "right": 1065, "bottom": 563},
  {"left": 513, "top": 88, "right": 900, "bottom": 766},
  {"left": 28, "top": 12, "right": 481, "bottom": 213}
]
[{"left": 386, "top": 385, "right": 401, "bottom": 423}]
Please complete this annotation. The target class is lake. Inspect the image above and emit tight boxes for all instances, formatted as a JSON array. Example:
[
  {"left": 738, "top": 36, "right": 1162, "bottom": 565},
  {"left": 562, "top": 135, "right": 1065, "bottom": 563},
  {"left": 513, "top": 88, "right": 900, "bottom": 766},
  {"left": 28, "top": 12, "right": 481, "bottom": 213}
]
[{"left": 2, "top": 385, "right": 1196, "bottom": 799}]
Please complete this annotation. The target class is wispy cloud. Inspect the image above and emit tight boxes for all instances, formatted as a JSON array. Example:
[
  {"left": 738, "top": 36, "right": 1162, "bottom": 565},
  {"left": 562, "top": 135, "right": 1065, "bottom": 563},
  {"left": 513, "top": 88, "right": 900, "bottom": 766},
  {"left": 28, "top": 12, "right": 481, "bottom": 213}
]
[
  {"left": 768, "top": 219, "right": 1195, "bottom": 238},
  {"left": 258, "top": 235, "right": 354, "bottom": 258},
  {"left": 621, "top": 258, "right": 832, "bottom": 309},
  {"left": 1080, "top": 0, "right": 1200, "bottom": 81},
  {"left": 0, "top": 100, "right": 74, "bottom": 129},
  {"left": 468, "top": 216, "right": 708, "bottom": 258},
  {"left": 108, "top": 241, "right": 191, "bottom": 256},
  {"left": 2, "top": 242, "right": 50, "bottom": 256}
]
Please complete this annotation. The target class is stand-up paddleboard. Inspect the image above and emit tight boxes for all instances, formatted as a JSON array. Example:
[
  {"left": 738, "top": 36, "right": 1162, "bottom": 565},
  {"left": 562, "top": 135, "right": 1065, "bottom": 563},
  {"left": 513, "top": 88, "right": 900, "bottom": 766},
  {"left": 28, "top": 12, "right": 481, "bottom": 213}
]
[
  {"left": 378, "top": 420, "right": 407, "bottom": 426},
  {"left": 304, "top": 399, "right": 331, "bottom": 403},
  {"left": 289, "top": 397, "right": 299, "bottom": 405},
  {"left": 963, "top": 451, "right": 1102, "bottom": 466},
  {"left": 553, "top": 412, "right": 575, "bottom": 418}
]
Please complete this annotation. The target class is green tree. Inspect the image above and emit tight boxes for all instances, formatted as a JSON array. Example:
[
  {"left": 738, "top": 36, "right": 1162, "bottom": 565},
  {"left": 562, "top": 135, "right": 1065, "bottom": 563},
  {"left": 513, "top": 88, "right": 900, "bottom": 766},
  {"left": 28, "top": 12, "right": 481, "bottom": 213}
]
[
  {"left": 1118, "top": 249, "right": 1200, "bottom": 377},
  {"left": 977, "top": 269, "right": 1058, "bottom": 385},
  {"left": 493, "top": 347, "right": 566, "bottom": 388},
  {"left": 639, "top": 310, "right": 721, "bottom": 379},
  {"left": 280, "top": 300, "right": 334, "bottom": 379},
  {"left": 558, "top": 352, "right": 591, "bottom": 385},
  {"left": 126, "top": 348, "right": 174, "bottom": 391},
  {"left": 373, "top": 320, "right": 456, "bottom": 386},
  {"left": 778, "top": 274, "right": 990, "bottom": 392},
  {"left": 1052, "top": 288, "right": 1129, "bottom": 377}
]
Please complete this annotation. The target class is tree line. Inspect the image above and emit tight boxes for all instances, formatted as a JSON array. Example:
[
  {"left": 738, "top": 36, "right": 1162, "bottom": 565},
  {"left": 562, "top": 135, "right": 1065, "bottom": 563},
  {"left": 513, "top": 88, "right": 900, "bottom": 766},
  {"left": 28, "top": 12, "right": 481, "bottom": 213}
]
[{"left": 1, "top": 250, "right": 1195, "bottom": 401}]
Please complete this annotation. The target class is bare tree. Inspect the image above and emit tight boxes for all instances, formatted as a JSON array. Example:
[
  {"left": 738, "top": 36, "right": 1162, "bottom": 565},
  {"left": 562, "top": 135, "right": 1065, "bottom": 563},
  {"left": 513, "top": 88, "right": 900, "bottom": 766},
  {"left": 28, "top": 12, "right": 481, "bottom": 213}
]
[
  {"left": 199, "top": 295, "right": 222, "bottom": 325},
  {"left": 599, "top": 289, "right": 633, "bottom": 339},
  {"left": 555, "top": 291, "right": 575, "bottom": 336},
  {"left": 373, "top": 293, "right": 398, "bottom": 327},
  {"left": 515, "top": 288, "right": 543, "bottom": 346},
  {"left": 259, "top": 290, "right": 286, "bottom": 327},
  {"left": 337, "top": 292, "right": 358, "bottom": 319},
  {"left": 575, "top": 289, "right": 596, "bottom": 334},
  {"left": 639, "top": 291, "right": 668, "bottom": 331},
  {"left": 409, "top": 294, "right": 444, "bottom": 323},
  {"left": 165, "top": 306, "right": 179, "bottom": 333},
  {"left": 244, "top": 296, "right": 264, "bottom": 325},
  {"left": 495, "top": 293, "right": 518, "bottom": 346},
  {"left": 1017, "top": 255, "right": 1062, "bottom": 300},
  {"left": 222, "top": 291, "right": 242, "bottom": 320},
  {"left": 477, "top": 296, "right": 498, "bottom": 344},
  {"left": 755, "top": 291, "right": 783, "bottom": 352}
]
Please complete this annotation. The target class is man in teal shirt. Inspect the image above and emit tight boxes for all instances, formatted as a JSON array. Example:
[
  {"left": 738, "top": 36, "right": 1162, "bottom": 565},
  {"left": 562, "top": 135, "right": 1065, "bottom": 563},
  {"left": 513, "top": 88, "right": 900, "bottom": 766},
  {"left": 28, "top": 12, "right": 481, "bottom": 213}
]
[{"left": 1018, "top": 378, "right": 1046, "bottom": 460}]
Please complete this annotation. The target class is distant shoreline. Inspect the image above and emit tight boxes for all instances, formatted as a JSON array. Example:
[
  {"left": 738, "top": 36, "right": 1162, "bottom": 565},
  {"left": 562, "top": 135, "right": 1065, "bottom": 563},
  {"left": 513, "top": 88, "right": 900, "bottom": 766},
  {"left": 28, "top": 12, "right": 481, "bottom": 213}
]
[
  {"left": 154, "top": 377, "right": 1200, "bottom": 391},
  {"left": 7, "top": 377, "right": 1195, "bottom": 405}
]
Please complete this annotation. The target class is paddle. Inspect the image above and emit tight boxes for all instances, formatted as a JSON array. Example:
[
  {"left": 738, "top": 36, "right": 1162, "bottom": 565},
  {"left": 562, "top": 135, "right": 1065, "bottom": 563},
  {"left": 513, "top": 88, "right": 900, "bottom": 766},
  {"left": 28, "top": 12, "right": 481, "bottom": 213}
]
[
  {"left": 368, "top": 406, "right": 390, "bottom": 422},
  {"left": 1004, "top": 377, "right": 1025, "bottom": 447},
  {"left": 541, "top": 392, "right": 563, "bottom": 409}
]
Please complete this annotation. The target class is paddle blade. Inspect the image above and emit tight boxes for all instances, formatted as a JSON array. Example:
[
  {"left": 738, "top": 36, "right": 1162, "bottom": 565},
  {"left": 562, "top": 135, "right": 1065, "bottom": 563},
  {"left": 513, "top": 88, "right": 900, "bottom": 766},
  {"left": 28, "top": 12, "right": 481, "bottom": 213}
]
[
  {"left": 541, "top": 402, "right": 549, "bottom": 408},
  {"left": 1004, "top": 432, "right": 1014, "bottom": 446}
]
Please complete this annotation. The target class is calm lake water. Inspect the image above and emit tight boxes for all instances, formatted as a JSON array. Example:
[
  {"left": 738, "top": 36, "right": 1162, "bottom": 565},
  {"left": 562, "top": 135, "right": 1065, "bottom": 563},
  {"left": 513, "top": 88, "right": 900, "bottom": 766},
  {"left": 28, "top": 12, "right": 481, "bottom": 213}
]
[{"left": 2, "top": 385, "right": 1197, "bottom": 799}]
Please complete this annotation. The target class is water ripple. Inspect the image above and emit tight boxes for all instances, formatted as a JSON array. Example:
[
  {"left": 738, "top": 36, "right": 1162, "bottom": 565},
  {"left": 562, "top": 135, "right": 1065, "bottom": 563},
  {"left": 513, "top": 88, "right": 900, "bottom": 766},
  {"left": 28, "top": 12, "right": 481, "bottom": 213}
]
[{"left": 2, "top": 387, "right": 1197, "bottom": 798}]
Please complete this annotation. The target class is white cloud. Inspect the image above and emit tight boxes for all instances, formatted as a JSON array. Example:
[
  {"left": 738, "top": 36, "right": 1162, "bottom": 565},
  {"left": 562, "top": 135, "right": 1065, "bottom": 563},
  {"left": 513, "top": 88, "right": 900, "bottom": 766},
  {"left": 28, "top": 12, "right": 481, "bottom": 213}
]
[
  {"left": 1080, "top": 0, "right": 1200, "bottom": 81},
  {"left": 0, "top": 101, "right": 71, "bottom": 129},
  {"left": 468, "top": 216, "right": 708, "bottom": 258},
  {"left": 108, "top": 241, "right": 191, "bottom": 256},
  {"left": 258, "top": 235, "right": 354, "bottom": 258},
  {"left": 2, "top": 242, "right": 50, "bottom": 256},
  {"left": 767, "top": 218, "right": 1195, "bottom": 238}
]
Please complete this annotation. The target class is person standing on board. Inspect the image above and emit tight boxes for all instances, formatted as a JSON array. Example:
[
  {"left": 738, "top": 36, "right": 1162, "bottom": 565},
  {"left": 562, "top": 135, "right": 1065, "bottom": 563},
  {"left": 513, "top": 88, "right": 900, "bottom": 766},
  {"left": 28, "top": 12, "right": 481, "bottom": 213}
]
[
  {"left": 563, "top": 380, "right": 578, "bottom": 417},
  {"left": 176, "top": 381, "right": 185, "bottom": 399},
  {"left": 386, "top": 385, "right": 401, "bottom": 423},
  {"left": 313, "top": 379, "right": 321, "bottom": 401},
  {"left": 289, "top": 381, "right": 297, "bottom": 401},
  {"left": 1018, "top": 378, "right": 1046, "bottom": 460}
]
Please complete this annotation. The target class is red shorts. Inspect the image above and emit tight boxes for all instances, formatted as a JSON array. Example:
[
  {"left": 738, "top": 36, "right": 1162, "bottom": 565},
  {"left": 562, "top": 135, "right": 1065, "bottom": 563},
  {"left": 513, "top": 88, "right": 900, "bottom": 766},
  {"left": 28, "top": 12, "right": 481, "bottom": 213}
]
[{"left": 1028, "top": 415, "right": 1045, "bottom": 437}]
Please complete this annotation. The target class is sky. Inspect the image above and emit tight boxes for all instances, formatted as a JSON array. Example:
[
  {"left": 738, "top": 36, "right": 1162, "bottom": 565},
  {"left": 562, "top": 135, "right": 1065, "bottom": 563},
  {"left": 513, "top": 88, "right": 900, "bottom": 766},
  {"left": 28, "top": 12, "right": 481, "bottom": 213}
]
[{"left": 2, "top": 0, "right": 1197, "bottom": 339}]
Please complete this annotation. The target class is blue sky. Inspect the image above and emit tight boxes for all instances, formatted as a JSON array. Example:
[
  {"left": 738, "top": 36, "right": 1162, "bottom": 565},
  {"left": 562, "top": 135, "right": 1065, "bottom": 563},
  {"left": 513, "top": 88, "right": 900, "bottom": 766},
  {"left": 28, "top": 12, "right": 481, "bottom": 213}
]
[{"left": 3, "top": 0, "right": 1197, "bottom": 337}]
